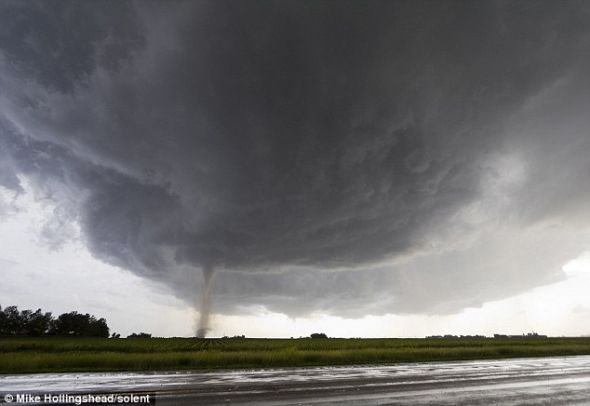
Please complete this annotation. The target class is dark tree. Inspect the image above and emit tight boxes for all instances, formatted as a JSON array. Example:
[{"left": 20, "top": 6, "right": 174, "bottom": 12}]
[
  {"left": 24, "top": 309, "right": 53, "bottom": 336},
  {"left": 1, "top": 305, "right": 110, "bottom": 337},
  {"left": 0, "top": 306, "right": 52, "bottom": 336},
  {"left": 0, "top": 306, "right": 4, "bottom": 335},
  {"left": 0, "top": 306, "right": 6, "bottom": 336},
  {"left": 49, "top": 312, "right": 110, "bottom": 337},
  {"left": 88, "top": 318, "right": 109, "bottom": 338},
  {"left": 2, "top": 306, "right": 23, "bottom": 335},
  {"left": 310, "top": 333, "right": 328, "bottom": 339},
  {"left": 49, "top": 312, "right": 87, "bottom": 336},
  {"left": 127, "top": 332, "right": 152, "bottom": 338}
]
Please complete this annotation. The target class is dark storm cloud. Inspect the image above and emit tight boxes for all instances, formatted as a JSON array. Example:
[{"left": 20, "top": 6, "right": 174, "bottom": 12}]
[
  {"left": 1, "top": 1, "right": 590, "bottom": 316},
  {"left": 0, "top": 0, "right": 143, "bottom": 92}
]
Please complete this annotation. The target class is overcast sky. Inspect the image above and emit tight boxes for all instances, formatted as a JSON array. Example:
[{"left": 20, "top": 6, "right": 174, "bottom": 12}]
[{"left": 1, "top": 1, "right": 590, "bottom": 337}]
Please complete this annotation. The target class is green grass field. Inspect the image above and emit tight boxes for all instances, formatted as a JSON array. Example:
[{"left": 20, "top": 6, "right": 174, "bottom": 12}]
[{"left": 2, "top": 337, "right": 590, "bottom": 374}]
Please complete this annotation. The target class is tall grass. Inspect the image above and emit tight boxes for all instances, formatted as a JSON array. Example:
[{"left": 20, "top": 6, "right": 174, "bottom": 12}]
[{"left": 2, "top": 337, "right": 590, "bottom": 373}]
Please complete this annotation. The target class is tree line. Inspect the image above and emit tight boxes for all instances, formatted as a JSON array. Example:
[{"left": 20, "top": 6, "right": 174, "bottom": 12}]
[{"left": 0, "top": 305, "right": 109, "bottom": 337}]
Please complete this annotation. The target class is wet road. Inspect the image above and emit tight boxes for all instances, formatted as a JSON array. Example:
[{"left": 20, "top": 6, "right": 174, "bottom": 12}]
[{"left": 2, "top": 355, "right": 590, "bottom": 405}]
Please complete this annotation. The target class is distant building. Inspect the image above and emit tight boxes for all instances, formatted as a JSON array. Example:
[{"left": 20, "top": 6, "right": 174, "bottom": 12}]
[
  {"left": 426, "top": 334, "right": 486, "bottom": 339},
  {"left": 494, "top": 332, "right": 547, "bottom": 339}
]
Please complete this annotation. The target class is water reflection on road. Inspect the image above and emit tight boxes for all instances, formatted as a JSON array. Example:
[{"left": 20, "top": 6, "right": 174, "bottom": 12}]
[{"left": 2, "top": 355, "right": 590, "bottom": 405}]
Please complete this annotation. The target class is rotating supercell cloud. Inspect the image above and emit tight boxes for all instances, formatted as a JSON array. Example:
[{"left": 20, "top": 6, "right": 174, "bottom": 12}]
[{"left": 1, "top": 1, "right": 590, "bottom": 335}]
